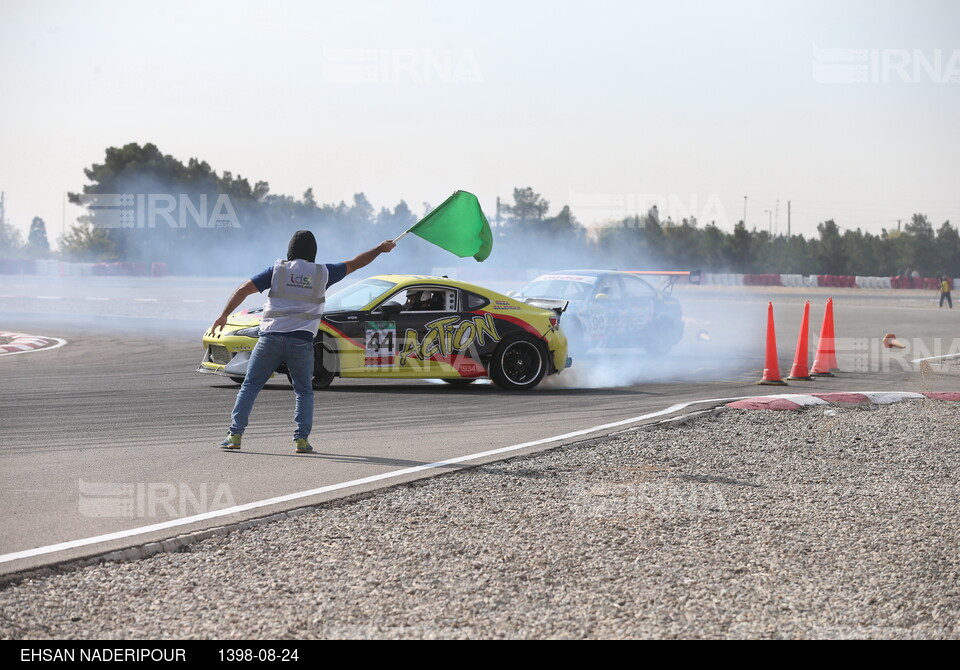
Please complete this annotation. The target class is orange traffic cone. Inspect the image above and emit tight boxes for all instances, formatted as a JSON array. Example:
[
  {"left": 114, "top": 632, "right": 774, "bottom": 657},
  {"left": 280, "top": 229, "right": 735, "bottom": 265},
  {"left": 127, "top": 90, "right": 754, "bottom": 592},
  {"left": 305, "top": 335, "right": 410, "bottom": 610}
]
[
  {"left": 823, "top": 298, "right": 838, "bottom": 369},
  {"left": 811, "top": 297, "right": 836, "bottom": 376},
  {"left": 788, "top": 300, "right": 814, "bottom": 380},
  {"left": 758, "top": 302, "right": 787, "bottom": 385}
]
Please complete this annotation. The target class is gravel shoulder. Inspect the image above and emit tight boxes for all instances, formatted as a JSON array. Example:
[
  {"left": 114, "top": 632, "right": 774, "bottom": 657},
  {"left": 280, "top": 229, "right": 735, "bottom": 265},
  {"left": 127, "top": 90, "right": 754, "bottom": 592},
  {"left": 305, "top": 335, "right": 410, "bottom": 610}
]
[{"left": 1, "top": 400, "right": 958, "bottom": 640}]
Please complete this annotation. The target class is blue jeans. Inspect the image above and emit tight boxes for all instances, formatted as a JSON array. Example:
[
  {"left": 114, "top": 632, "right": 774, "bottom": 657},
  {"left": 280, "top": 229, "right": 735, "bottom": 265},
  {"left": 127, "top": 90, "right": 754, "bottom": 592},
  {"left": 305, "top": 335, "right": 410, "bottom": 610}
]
[{"left": 229, "top": 333, "right": 315, "bottom": 440}]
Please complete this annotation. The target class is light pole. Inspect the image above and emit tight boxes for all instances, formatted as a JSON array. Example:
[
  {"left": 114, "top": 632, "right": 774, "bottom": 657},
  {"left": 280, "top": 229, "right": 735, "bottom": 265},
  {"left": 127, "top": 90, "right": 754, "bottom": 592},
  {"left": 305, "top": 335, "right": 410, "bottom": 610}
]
[{"left": 743, "top": 196, "right": 747, "bottom": 227}]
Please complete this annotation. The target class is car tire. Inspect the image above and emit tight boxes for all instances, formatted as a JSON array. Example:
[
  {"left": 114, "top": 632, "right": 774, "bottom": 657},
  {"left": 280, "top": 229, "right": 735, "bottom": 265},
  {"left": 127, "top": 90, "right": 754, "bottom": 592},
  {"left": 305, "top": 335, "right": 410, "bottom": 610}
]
[
  {"left": 229, "top": 376, "right": 245, "bottom": 385},
  {"left": 313, "top": 338, "right": 338, "bottom": 390},
  {"left": 490, "top": 335, "right": 548, "bottom": 391}
]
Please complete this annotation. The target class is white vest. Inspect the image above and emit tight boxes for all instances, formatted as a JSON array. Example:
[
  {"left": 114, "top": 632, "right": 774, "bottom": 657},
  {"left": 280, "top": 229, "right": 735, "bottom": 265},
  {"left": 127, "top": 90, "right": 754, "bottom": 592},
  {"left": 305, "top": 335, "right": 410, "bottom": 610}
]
[{"left": 260, "top": 259, "right": 329, "bottom": 336}]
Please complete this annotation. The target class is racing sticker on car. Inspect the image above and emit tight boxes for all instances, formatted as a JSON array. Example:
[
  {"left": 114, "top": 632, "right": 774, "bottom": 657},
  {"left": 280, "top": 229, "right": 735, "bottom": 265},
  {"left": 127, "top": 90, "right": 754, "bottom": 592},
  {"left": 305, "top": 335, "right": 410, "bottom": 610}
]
[
  {"left": 492, "top": 300, "right": 521, "bottom": 311},
  {"left": 365, "top": 321, "right": 397, "bottom": 367},
  {"left": 398, "top": 313, "right": 500, "bottom": 367}
]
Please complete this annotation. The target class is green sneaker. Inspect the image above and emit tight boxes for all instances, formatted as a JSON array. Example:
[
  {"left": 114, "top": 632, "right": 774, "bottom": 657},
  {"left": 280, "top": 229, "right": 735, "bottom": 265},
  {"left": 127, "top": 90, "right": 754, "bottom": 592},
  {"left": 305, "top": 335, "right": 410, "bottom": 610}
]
[
  {"left": 294, "top": 438, "right": 314, "bottom": 454},
  {"left": 219, "top": 433, "right": 242, "bottom": 450}
]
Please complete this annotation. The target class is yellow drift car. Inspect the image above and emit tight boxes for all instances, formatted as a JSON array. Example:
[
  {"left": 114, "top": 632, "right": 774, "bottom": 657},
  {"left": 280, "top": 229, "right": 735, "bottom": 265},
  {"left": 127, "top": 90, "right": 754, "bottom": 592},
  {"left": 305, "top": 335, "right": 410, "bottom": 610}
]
[{"left": 198, "top": 274, "right": 570, "bottom": 391}]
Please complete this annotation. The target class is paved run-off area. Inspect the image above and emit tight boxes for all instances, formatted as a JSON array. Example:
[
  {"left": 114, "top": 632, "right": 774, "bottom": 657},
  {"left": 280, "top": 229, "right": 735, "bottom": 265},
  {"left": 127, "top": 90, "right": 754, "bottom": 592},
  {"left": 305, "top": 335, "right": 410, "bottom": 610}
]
[{"left": 1, "top": 400, "right": 958, "bottom": 640}]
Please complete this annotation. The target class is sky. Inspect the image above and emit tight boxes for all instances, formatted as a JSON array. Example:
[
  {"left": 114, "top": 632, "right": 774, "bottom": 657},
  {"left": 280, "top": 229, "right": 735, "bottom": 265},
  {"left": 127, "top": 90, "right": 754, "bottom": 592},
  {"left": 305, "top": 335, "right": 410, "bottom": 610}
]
[{"left": 1, "top": 0, "right": 959, "bottom": 246}]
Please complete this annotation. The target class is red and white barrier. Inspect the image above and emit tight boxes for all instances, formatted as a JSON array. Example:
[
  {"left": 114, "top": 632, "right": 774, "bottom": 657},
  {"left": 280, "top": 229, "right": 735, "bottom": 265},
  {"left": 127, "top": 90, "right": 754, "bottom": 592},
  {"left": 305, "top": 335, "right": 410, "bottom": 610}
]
[{"left": 700, "top": 273, "right": 956, "bottom": 290}]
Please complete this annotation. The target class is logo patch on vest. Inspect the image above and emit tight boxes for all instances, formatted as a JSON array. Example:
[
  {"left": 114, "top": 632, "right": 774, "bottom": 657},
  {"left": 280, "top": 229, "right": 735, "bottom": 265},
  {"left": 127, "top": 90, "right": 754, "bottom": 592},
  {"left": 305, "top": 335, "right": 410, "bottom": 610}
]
[{"left": 287, "top": 274, "right": 313, "bottom": 289}]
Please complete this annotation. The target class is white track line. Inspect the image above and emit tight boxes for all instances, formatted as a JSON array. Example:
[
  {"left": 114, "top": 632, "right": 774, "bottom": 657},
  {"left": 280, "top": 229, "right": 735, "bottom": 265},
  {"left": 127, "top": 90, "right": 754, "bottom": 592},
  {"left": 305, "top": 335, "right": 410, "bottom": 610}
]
[
  {"left": 0, "top": 396, "right": 742, "bottom": 565},
  {"left": 2, "top": 390, "right": 949, "bottom": 566},
  {"left": 911, "top": 353, "right": 960, "bottom": 364}
]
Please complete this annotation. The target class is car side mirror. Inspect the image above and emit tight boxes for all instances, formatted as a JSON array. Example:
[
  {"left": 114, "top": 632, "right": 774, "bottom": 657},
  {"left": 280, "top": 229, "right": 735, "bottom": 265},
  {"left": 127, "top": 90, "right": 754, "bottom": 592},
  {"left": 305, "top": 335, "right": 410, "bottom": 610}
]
[{"left": 379, "top": 301, "right": 402, "bottom": 317}]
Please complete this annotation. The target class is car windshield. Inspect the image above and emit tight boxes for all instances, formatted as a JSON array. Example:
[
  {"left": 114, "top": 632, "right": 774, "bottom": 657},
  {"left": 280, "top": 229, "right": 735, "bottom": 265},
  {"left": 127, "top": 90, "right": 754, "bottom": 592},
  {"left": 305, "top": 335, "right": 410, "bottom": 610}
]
[
  {"left": 325, "top": 278, "right": 398, "bottom": 311},
  {"left": 520, "top": 276, "right": 596, "bottom": 301}
]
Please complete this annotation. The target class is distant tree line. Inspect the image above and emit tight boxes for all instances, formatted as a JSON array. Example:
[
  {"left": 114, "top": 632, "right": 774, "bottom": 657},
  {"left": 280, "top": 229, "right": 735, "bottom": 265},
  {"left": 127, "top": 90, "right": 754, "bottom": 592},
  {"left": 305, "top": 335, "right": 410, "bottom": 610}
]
[
  {"left": 1, "top": 142, "right": 955, "bottom": 278},
  {"left": 0, "top": 216, "right": 52, "bottom": 259},
  {"left": 591, "top": 212, "right": 959, "bottom": 278}
]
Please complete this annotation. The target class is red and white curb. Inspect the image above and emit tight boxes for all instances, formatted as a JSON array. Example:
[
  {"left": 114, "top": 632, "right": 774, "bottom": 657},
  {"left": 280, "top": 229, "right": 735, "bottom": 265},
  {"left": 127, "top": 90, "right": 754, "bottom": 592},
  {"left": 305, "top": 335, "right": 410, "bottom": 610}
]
[
  {"left": 0, "top": 331, "right": 67, "bottom": 356},
  {"left": 726, "top": 391, "right": 960, "bottom": 410}
]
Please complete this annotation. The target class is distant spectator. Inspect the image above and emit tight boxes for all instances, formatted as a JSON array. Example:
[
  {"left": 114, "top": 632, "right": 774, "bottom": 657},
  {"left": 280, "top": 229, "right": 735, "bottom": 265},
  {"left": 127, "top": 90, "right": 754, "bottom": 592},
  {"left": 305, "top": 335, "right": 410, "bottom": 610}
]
[{"left": 939, "top": 276, "right": 953, "bottom": 309}]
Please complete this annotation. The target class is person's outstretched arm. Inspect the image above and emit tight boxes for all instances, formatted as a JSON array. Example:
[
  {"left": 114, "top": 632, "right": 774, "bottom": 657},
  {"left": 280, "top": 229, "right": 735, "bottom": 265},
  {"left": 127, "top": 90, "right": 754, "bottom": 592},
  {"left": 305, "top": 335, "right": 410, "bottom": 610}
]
[
  {"left": 211, "top": 280, "right": 259, "bottom": 333},
  {"left": 344, "top": 240, "right": 396, "bottom": 275}
]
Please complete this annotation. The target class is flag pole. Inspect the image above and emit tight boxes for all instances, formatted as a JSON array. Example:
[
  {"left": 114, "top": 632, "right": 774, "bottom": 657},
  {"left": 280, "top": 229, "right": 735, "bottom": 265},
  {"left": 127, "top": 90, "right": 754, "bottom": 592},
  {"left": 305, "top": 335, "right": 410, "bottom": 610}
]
[{"left": 392, "top": 229, "right": 412, "bottom": 243}]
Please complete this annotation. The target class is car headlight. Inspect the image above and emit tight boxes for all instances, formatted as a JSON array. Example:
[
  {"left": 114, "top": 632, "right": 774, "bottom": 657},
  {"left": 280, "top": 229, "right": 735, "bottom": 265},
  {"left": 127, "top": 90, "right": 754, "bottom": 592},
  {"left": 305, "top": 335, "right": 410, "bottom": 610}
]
[{"left": 231, "top": 326, "right": 261, "bottom": 338}]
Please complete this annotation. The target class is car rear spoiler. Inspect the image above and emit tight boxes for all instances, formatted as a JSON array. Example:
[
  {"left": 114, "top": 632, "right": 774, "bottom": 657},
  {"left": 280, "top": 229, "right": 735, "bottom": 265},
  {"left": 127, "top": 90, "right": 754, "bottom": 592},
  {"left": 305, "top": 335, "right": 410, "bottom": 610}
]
[
  {"left": 522, "top": 297, "right": 570, "bottom": 318},
  {"left": 625, "top": 269, "right": 701, "bottom": 294}
]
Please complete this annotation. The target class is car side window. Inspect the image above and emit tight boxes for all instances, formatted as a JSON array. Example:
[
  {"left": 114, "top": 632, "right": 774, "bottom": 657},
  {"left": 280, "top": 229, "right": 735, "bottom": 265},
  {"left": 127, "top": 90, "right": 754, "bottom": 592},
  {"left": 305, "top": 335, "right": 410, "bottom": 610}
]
[
  {"left": 593, "top": 276, "right": 623, "bottom": 301},
  {"left": 522, "top": 278, "right": 594, "bottom": 300},
  {"left": 554, "top": 280, "right": 593, "bottom": 300},
  {"left": 386, "top": 287, "right": 457, "bottom": 312},
  {"left": 464, "top": 292, "right": 489, "bottom": 310},
  {"left": 621, "top": 275, "right": 658, "bottom": 299}
]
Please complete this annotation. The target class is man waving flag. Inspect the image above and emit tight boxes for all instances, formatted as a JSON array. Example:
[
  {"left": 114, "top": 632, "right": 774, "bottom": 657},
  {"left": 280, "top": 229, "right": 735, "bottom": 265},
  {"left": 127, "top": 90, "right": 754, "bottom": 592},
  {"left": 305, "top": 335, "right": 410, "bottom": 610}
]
[{"left": 394, "top": 190, "right": 493, "bottom": 262}]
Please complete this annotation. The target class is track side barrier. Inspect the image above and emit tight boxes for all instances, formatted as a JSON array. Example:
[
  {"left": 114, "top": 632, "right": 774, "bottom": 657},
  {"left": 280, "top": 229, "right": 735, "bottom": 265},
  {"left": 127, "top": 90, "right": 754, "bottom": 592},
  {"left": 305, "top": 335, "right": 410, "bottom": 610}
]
[{"left": 697, "top": 273, "right": 953, "bottom": 291}]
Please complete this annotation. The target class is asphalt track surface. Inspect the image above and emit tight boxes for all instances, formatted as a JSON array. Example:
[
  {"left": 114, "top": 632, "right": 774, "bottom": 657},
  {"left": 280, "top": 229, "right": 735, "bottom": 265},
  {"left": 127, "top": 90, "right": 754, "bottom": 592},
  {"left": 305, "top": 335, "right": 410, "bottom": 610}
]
[{"left": 1, "top": 275, "right": 958, "bottom": 577}]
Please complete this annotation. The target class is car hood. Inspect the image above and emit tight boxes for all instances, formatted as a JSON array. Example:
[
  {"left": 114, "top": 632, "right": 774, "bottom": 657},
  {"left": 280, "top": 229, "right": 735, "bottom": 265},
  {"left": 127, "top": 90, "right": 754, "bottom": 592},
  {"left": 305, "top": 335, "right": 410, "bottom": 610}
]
[{"left": 227, "top": 309, "right": 265, "bottom": 328}]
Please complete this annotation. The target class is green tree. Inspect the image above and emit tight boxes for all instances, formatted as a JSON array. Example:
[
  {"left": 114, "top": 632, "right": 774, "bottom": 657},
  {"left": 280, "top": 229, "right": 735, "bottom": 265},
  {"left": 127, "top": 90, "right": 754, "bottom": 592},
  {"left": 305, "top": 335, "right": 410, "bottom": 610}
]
[
  {"left": 642, "top": 215, "right": 664, "bottom": 259},
  {"left": 882, "top": 228, "right": 910, "bottom": 275},
  {"left": 935, "top": 221, "right": 959, "bottom": 277},
  {"left": 748, "top": 229, "right": 774, "bottom": 273},
  {"left": 58, "top": 220, "right": 117, "bottom": 261},
  {"left": 592, "top": 222, "right": 637, "bottom": 268},
  {"left": 839, "top": 228, "right": 880, "bottom": 275},
  {"left": 698, "top": 223, "right": 727, "bottom": 271},
  {"left": 27, "top": 217, "right": 50, "bottom": 256},
  {"left": 723, "top": 221, "right": 752, "bottom": 272},
  {"left": 68, "top": 143, "right": 279, "bottom": 272},
  {"left": 780, "top": 234, "right": 814, "bottom": 274},
  {"left": 903, "top": 213, "right": 936, "bottom": 275},
  {"left": 0, "top": 217, "right": 23, "bottom": 257},
  {"left": 814, "top": 220, "right": 845, "bottom": 274},
  {"left": 542, "top": 205, "right": 585, "bottom": 248},
  {"left": 376, "top": 200, "right": 417, "bottom": 233},
  {"left": 661, "top": 218, "right": 697, "bottom": 269},
  {"left": 349, "top": 193, "right": 375, "bottom": 227},
  {"left": 501, "top": 187, "right": 550, "bottom": 231}
]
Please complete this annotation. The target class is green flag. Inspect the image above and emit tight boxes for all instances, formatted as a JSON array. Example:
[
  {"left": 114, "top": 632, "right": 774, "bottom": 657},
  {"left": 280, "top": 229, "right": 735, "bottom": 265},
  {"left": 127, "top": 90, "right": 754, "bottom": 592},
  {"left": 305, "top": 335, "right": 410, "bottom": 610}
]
[{"left": 406, "top": 190, "right": 493, "bottom": 262}]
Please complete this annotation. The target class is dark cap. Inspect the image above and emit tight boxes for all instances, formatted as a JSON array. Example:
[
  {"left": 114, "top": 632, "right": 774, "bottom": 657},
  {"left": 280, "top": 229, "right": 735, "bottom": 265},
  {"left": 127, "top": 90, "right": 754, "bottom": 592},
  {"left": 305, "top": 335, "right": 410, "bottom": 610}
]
[{"left": 287, "top": 230, "right": 317, "bottom": 263}]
